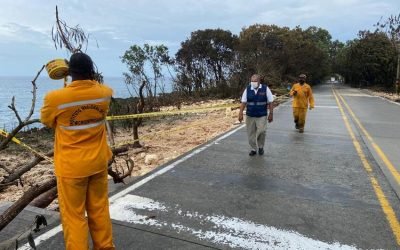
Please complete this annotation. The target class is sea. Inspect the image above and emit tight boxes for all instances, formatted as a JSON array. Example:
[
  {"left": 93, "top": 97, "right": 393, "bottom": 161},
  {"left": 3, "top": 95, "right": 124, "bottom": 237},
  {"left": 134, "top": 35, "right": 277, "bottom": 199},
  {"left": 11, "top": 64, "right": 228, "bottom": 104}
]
[{"left": 0, "top": 76, "right": 171, "bottom": 130}]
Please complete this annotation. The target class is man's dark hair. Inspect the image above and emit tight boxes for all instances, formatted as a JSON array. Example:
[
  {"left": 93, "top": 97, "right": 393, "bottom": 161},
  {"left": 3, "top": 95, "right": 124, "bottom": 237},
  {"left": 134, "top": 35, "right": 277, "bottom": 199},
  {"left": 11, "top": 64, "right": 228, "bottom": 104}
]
[{"left": 68, "top": 52, "right": 95, "bottom": 80}]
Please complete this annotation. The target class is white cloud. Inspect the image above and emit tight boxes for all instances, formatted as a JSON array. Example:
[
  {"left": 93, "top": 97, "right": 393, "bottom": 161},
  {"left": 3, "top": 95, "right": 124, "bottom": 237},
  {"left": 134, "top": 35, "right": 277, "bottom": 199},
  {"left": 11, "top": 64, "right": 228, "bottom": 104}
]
[
  {"left": 143, "top": 40, "right": 181, "bottom": 47},
  {"left": 0, "top": 23, "right": 52, "bottom": 48},
  {"left": 0, "top": 0, "right": 399, "bottom": 76}
]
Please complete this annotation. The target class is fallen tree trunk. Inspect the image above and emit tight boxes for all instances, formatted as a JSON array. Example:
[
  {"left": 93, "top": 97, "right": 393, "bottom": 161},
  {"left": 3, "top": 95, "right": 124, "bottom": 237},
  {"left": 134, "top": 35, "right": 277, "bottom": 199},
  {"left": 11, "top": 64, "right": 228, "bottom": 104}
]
[
  {"left": 29, "top": 186, "right": 58, "bottom": 209},
  {"left": 0, "top": 178, "right": 56, "bottom": 231}
]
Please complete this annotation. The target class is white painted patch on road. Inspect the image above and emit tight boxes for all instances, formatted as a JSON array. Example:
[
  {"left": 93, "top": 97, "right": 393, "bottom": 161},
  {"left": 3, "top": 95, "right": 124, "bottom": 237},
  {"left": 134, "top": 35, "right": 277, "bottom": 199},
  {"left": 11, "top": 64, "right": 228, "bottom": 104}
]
[
  {"left": 110, "top": 194, "right": 357, "bottom": 250},
  {"left": 118, "top": 194, "right": 168, "bottom": 212}
]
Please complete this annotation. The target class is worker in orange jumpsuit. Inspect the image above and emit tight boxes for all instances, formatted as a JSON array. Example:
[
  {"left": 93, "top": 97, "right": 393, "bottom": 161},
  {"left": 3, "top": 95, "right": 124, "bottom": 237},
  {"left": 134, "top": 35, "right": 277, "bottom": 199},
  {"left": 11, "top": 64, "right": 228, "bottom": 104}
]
[
  {"left": 41, "top": 52, "right": 115, "bottom": 250},
  {"left": 290, "top": 74, "right": 315, "bottom": 133}
]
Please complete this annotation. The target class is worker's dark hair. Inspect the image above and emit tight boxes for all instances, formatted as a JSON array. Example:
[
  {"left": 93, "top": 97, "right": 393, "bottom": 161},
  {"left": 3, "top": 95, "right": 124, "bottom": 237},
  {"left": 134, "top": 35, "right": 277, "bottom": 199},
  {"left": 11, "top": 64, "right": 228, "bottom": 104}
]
[{"left": 68, "top": 52, "right": 95, "bottom": 80}]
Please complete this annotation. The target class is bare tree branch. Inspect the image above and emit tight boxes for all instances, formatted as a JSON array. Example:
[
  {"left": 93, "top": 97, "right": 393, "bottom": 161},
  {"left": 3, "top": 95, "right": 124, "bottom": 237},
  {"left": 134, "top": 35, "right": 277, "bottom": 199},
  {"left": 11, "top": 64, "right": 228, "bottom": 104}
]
[
  {"left": 0, "top": 66, "right": 45, "bottom": 150},
  {"left": 25, "top": 65, "right": 44, "bottom": 123},
  {"left": 24, "top": 119, "right": 41, "bottom": 126},
  {"left": 52, "top": 5, "right": 87, "bottom": 53},
  {"left": 0, "top": 181, "right": 18, "bottom": 188},
  {"left": 8, "top": 97, "right": 22, "bottom": 124},
  {"left": 0, "top": 151, "right": 54, "bottom": 188},
  {"left": 106, "top": 121, "right": 115, "bottom": 147},
  {"left": 107, "top": 146, "right": 131, "bottom": 183}
]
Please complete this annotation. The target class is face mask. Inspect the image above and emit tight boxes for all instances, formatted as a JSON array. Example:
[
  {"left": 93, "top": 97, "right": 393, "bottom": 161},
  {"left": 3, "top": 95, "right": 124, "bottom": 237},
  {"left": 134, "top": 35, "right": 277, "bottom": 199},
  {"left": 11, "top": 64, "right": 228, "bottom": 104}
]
[
  {"left": 250, "top": 81, "right": 259, "bottom": 88},
  {"left": 299, "top": 80, "right": 305, "bottom": 84}
]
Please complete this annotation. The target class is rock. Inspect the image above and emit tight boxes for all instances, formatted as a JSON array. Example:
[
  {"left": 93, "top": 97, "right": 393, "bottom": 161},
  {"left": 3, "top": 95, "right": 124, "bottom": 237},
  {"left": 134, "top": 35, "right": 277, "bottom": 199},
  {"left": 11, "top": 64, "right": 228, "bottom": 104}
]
[
  {"left": 139, "top": 153, "right": 146, "bottom": 159},
  {"left": 145, "top": 154, "right": 158, "bottom": 165}
]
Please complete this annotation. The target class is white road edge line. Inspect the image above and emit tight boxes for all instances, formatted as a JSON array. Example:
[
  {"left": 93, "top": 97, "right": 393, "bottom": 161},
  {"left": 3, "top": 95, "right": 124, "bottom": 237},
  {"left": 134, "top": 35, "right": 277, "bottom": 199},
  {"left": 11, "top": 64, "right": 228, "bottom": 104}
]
[
  {"left": 280, "top": 105, "right": 338, "bottom": 109},
  {"left": 357, "top": 89, "right": 400, "bottom": 106},
  {"left": 19, "top": 123, "right": 246, "bottom": 250},
  {"left": 376, "top": 96, "right": 400, "bottom": 107}
]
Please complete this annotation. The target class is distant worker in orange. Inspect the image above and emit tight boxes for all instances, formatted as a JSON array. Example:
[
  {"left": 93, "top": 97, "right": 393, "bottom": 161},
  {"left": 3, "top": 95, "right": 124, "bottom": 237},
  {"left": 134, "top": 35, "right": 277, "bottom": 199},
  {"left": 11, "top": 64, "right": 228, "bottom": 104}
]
[
  {"left": 41, "top": 52, "right": 115, "bottom": 250},
  {"left": 290, "top": 74, "right": 315, "bottom": 133}
]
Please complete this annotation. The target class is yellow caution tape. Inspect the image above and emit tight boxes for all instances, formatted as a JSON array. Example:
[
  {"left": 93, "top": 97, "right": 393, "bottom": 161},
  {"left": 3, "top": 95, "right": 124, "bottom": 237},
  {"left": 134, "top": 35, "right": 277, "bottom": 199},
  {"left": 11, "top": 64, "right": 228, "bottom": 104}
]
[
  {"left": 106, "top": 103, "right": 240, "bottom": 121},
  {"left": 0, "top": 129, "right": 54, "bottom": 163}
]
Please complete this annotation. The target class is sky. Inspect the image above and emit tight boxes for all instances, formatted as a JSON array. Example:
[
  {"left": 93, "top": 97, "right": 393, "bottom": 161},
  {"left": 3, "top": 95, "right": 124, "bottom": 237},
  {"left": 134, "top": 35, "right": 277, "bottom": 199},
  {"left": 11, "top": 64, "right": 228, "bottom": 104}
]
[{"left": 0, "top": 0, "right": 398, "bottom": 77}]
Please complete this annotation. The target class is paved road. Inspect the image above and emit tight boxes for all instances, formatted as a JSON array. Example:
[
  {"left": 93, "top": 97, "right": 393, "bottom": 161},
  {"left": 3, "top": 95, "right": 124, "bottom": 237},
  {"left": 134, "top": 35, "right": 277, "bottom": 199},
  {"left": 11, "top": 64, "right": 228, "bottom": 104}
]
[
  {"left": 16, "top": 83, "right": 400, "bottom": 249},
  {"left": 335, "top": 85, "right": 400, "bottom": 198}
]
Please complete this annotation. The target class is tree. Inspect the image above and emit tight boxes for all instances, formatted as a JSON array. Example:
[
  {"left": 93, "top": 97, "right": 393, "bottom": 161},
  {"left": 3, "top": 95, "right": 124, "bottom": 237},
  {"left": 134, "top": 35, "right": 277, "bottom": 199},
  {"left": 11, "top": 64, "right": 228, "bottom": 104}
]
[
  {"left": 337, "top": 31, "right": 397, "bottom": 89},
  {"left": 329, "top": 40, "right": 346, "bottom": 74},
  {"left": 175, "top": 29, "right": 238, "bottom": 95},
  {"left": 236, "top": 24, "right": 286, "bottom": 86},
  {"left": 121, "top": 44, "right": 173, "bottom": 147},
  {"left": 236, "top": 24, "right": 333, "bottom": 87},
  {"left": 376, "top": 13, "right": 400, "bottom": 92},
  {"left": 376, "top": 13, "right": 400, "bottom": 42}
]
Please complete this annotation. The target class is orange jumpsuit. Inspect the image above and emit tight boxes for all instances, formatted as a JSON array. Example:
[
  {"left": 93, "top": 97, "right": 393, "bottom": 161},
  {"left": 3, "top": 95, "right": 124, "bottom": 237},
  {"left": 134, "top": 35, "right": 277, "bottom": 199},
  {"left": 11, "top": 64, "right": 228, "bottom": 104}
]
[
  {"left": 41, "top": 80, "right": 114, "bottom": 250},
  {"left": 289, "top": 83, "right": 315, "bottom": 131}
]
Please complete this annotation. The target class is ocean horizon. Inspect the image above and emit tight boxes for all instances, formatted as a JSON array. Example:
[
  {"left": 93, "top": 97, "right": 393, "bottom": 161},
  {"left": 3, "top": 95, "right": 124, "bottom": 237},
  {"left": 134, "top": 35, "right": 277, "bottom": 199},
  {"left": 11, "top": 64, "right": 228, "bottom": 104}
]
[{"left": 0, "top": 76, "right": 172, "bottom": 130}]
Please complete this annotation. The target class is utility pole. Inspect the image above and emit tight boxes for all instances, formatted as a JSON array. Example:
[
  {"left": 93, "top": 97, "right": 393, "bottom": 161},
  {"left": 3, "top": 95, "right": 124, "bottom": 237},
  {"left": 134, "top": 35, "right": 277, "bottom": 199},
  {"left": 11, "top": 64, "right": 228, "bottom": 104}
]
[{"left": 396, "top": 41, "right": 400, "bottom": 95}]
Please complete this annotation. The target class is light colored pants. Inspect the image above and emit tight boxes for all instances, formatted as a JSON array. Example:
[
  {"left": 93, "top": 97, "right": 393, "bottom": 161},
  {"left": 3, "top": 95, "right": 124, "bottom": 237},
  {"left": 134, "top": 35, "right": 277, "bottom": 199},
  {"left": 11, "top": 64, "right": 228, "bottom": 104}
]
[
  {"left": 293, "top": 108, "right": 308, "bottom": 130},
  {"left": 246, "top": 115, "right": 268, "bottom": 151},
  {"left": 57, "top": 170, "right": 115, "bottom": 250}
]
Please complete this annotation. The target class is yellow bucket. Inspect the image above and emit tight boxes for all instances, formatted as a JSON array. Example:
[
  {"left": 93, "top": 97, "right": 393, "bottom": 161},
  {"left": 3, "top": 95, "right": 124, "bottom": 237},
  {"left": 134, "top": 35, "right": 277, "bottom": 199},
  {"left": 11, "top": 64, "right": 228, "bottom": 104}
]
[{"left": 45, "top": 59, "right": 69, "bottom": 80}]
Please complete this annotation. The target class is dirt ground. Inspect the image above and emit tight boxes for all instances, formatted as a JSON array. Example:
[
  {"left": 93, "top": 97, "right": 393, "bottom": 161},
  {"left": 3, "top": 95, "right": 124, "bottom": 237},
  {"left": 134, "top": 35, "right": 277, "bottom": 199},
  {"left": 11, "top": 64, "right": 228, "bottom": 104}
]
[
  {"left": 366, "top": 89, "right": 400, "bottom": 102},
  {"left": 0, "top": 97, "right": 288, "bottom": 208}
]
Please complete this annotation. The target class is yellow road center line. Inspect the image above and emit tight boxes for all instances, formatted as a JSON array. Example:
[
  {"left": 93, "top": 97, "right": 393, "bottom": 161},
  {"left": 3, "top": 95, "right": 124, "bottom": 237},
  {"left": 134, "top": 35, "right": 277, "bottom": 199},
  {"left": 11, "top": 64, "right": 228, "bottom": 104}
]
[
  {"left": 335, "top": 90, "right": 400, "bottom": 185},
  {"left": 332, "top": 89, "right": 400, "bottom": 245}
]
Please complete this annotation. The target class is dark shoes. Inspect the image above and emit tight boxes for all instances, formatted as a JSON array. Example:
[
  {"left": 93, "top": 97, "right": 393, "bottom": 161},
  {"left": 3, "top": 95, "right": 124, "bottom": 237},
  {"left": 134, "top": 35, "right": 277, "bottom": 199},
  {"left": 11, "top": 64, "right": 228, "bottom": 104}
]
[
  {"left": 295, "top": 120, "right": 299, "bottom": 129},
  {"left": 249, "top": 150, "right": 257, "bottom": 156},
  {"left": 249, "top": 148, "right": 264, "bottom": 156},
  {"left": 295, "top": 121, "right": 304, "bottom": 132}
]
